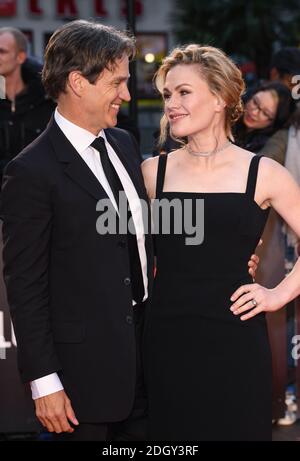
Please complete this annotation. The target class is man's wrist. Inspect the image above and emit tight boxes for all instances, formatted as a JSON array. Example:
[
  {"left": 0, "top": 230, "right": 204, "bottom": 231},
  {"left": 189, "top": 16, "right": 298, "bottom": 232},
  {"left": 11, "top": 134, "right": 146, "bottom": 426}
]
[{"left": 31, "top": 373, "right": 64, "bottom": 400}]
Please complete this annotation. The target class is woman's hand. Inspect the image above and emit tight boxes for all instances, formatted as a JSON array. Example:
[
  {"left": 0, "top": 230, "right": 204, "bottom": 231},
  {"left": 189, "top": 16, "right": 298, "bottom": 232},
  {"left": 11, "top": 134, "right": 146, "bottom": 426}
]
[{"left": 230, "top": 283, "right": 284, "bottom": 321}]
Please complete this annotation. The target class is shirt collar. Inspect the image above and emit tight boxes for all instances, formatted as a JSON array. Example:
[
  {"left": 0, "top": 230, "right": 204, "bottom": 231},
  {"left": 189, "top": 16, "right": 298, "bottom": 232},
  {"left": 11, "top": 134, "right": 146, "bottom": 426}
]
[{"left": 54, "top": 108, "right": 106, "bottom": 154}]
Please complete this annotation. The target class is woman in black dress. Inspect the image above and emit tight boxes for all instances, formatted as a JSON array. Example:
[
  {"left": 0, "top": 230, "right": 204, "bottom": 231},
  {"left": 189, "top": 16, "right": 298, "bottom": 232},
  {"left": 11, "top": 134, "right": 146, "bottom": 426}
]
[{"left": 142, "top": 44, "right": 300, "bottom": 441}]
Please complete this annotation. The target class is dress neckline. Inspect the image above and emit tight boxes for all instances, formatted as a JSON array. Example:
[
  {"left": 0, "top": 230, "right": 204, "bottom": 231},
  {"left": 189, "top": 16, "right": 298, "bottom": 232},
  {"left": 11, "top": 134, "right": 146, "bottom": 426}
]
[
  {"left": 155, "top": 153, "right": 268, "bottom": 212},
  {"left": 159, "top": 191, "right": 269, "bottom": 213}
]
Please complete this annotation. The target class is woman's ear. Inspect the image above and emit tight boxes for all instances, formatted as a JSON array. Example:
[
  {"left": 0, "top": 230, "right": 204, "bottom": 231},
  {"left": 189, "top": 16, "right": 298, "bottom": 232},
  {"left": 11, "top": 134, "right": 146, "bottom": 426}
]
[{"left": 215, "top": 95, "right": 226, "bottom": 112}]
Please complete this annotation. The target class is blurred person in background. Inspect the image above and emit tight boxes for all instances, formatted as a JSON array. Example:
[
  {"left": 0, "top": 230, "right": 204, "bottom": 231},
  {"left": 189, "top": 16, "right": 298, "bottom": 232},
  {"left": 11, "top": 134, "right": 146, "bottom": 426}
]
[
  {"left": 234, "top": 81, "right": 297, "bottom": 425},
  {"left": 234, "top": 81, "right": 296, "bottom": 162},
  {"left": 270, "top": 46, "right": 300, "bottom": 91},
  {"left": 270, "top": 47, "right": 300, "bottom": 261},
  {"left": 0, "top": 27, "right": 56, "bottom": 185},
  {"left": 269, "top": 46, "right": 300, "bottom": 425},
  {"left": 234, "top": 82, "right": 296, "bottom": 290}
]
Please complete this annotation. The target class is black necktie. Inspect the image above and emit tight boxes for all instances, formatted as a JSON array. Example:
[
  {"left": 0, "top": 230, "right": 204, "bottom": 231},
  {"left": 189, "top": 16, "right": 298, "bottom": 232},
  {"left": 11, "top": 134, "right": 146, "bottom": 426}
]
[
  {"left": 91, "top": 137, "right": 144, "bottom": 304},
  {"left": 91, "top": 137, "right": 122, "bottom": 207}
]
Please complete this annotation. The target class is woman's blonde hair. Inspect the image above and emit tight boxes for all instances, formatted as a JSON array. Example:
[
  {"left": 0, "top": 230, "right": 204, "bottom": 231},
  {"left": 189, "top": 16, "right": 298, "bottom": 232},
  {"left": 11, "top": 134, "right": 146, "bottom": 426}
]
[{"left": 155, "top": 44, "right": 245, "bottom": 147}]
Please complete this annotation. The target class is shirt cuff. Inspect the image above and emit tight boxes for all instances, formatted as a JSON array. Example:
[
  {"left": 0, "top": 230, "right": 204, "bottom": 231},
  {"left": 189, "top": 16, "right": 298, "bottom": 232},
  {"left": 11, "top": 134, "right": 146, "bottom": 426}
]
[{"left": 30, "top": 373, "right": 64, "bottom": 400}]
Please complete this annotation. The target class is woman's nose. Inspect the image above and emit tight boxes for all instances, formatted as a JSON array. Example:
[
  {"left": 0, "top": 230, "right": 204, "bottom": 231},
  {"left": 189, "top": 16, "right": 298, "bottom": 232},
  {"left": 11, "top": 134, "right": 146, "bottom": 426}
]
[{"left": 166, "top": 95, "right": 180, "bottom": 108}]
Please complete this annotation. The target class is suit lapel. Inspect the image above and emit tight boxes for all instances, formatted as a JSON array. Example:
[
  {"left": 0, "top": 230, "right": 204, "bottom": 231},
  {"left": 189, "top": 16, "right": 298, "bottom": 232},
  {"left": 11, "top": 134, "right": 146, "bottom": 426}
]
[
  {"left": 105, "top": 130, "right": 147, "bottom": 200},
  {"left": 48, "top": 117, "right": 109, "bottom": 201},
  {"left": 48, "top": 118, "right": 146, "bottom": 203}
]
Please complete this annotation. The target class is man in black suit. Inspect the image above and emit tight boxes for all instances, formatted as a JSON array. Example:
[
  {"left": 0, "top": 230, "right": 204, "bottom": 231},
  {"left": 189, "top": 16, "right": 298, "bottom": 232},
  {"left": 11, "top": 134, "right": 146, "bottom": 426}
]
[{"left": 0, "top": 20, "right": 153, "bottom": 441}]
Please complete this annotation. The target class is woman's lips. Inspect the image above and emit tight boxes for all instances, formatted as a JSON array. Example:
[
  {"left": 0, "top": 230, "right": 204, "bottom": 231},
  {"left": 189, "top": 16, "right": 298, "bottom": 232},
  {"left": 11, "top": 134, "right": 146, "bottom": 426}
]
[
  {"left": 169, "top": 113, "right": 188, "bottom": 123},
  {"left": 244, "top": 112, "right": 257, "bottom": 124}
]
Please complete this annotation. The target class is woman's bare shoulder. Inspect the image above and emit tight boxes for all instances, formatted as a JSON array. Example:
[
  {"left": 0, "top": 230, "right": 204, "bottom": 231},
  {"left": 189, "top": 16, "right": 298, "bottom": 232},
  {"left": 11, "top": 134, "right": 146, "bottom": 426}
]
[
  {"left": 141, "top": 148, "right": 182, "bottom": 174},
  {"left": 234, "top": 145, "right": 281, "bottom": 168},
  {"left": 232, "top": 145, "right": 256, "bottom": 161},
  {"left": 233, "top": 146, "right": 286, "bottom": 181},
  {"left": 141, "top": 156, "right": 160, "bottom": 198},
  {"left": 141, "top": 155, "right": 160, "bottom": 182}
]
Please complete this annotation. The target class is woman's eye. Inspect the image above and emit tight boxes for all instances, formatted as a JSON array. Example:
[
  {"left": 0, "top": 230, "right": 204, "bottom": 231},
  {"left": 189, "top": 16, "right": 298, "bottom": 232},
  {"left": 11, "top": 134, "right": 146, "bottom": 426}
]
[
  {"left": 163, "top": 93, "right": 171, "bottom": 100},
  {"left": 180, "top": 90, "right": 189, "bottom": 95}
]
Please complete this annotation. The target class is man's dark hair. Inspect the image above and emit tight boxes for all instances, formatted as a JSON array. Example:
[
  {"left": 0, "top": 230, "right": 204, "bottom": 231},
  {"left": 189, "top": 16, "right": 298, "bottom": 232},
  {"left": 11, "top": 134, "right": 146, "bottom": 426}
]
[
  {"left": 42, "top": 20, "right": 135, "bottom": 100},
  {"left": 271, "top": 47, "right": 300, "bottom": 77},
  {"left": 0, "top": 27, "right": 28, "bottom": 53}
]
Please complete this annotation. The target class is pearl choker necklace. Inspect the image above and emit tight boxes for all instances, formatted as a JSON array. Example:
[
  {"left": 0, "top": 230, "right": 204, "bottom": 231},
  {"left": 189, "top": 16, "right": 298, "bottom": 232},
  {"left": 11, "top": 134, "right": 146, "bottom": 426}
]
[{"left": 185, "top": 140, "right": 232, "bottom": 157}]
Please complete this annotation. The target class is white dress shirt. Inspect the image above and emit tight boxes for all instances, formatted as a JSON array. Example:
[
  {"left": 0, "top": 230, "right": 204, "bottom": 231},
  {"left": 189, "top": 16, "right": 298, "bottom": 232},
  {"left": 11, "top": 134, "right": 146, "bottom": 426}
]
[{"left": 31, "top": 108, "right": 148, "bottom": 399}]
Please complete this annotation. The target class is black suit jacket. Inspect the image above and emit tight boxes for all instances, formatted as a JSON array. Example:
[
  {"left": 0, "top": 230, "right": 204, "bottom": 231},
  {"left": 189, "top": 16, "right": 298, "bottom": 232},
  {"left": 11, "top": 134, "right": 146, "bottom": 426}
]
[{"left": 0, "top": 117, "right": 153, "bottom": 423}]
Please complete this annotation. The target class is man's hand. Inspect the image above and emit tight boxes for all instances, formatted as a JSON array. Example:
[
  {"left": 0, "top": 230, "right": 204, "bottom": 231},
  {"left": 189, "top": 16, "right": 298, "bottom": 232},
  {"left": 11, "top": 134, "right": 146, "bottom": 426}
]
[
  {"left": 34, "top": 390, "right": 79, "bottom": 433},
  {"left": 248, "top": 253, "right": 259, "bottom": 279},
  {"left": 248, "top": 239, "right": 262, "bottom": 279}
]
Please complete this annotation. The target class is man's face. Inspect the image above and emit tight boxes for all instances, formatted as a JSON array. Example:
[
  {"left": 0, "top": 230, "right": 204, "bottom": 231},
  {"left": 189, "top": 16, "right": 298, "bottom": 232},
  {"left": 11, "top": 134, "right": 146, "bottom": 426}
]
[
  {"left": 80, "top": 53, "right": 131, "bottom": 133},
  {"left": 0, "top": 32, "right": 25, "bottom": 78},
  {"left": 270, "top": 66, "right": 298, "bottom": 91}
]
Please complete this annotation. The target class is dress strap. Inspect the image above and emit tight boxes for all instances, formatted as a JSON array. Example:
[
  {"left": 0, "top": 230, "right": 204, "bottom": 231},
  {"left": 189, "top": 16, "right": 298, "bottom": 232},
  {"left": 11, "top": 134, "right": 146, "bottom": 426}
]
[
  {"left": 155, "top": 153, "right": 168, "bottom": 198},
  {"left": 245, "top": 155, "right": 263, "bottom": 200}
]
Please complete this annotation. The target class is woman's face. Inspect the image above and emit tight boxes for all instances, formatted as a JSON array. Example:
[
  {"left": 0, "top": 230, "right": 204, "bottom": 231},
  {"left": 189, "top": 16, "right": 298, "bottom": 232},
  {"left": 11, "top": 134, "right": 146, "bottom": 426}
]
[
  {"left": 162, "top": 64, "right": 223, "bottom": 139},
  {"left": 243, "top": 90, "right": 278, "bottom": 130}
]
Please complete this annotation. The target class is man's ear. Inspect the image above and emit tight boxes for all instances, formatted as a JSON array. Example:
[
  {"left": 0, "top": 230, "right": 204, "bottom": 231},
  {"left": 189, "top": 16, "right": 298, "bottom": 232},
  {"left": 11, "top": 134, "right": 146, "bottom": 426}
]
[
  {"left": 270, "top": 67, "right": 279, "bottom": 81},
  {"left": 17, "top": 50, "right": 27, "bottom": 66},
  {"left": 67, "top": 71, "right": 86, "bottom": 97}
]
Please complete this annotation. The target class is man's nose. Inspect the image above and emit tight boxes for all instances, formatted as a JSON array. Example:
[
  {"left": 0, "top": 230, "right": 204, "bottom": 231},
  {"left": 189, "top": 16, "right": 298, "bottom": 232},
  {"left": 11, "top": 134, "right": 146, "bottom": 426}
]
[{"left": 121, "top": 84, "right": 131, "bottom": 102}]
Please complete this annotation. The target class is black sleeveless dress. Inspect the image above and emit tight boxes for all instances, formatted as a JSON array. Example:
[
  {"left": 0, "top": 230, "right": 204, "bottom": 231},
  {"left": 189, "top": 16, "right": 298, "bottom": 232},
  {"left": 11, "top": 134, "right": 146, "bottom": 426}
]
[{"left": 145, "top": 154, "right": 272, "bottom": 441}]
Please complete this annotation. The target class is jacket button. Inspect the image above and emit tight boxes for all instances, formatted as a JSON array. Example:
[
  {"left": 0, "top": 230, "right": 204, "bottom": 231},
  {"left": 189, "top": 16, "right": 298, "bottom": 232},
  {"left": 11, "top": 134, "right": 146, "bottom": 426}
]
[
  {"left": 118, "top": 240, "right": 126, "bottom": 248},
  {"left": 126, "top": 315, "right": 133, "bottom": 325},
  {"left": 124, "top": 277, "right": 131, "bottom": 286}
]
